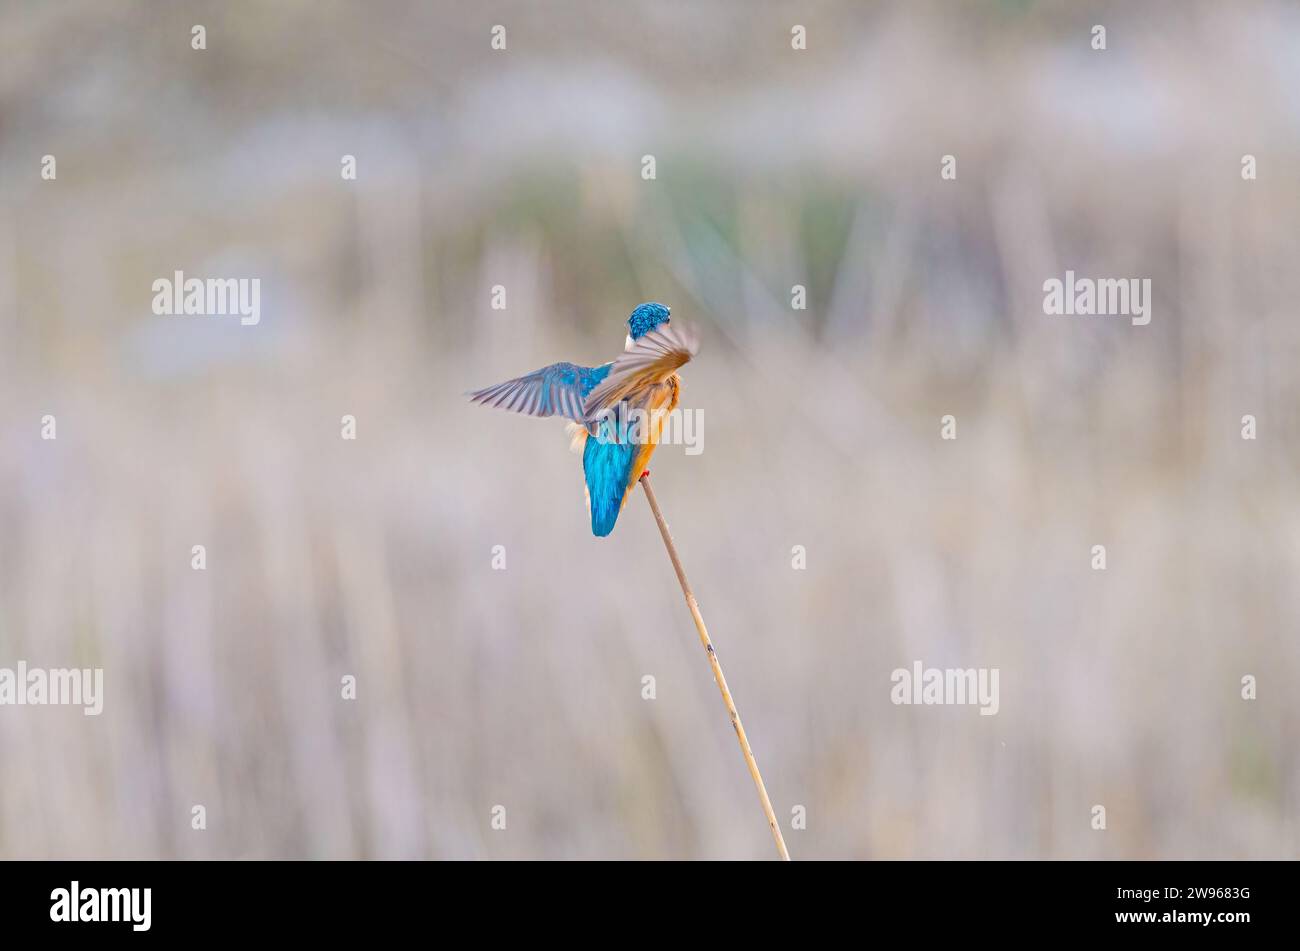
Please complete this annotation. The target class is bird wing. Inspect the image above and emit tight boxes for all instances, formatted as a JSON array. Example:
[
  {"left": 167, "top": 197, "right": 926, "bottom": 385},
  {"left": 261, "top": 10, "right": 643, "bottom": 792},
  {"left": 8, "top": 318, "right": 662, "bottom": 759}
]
[
  {"left": 582, "top": 323, "right": 699, "bottom": 423},
  {"left": 468, "top": 361, "right": 612, "bottom": 432}
]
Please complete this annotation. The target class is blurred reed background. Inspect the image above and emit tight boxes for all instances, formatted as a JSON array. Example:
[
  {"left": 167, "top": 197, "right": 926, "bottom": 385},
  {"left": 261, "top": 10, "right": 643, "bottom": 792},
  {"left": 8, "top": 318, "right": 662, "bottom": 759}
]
[{"left": 1, "top": 0, "right": 1298, "bottom": 859}]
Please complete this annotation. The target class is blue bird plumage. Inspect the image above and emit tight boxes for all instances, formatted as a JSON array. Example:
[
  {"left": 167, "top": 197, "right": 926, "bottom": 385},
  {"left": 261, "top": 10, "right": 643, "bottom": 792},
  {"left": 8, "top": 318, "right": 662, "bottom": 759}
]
[
  {"left": 468, "top": 302, "right": 697, "bottom": 537},
  {"left": 583, "top": 423, "right": 636, "bottom": 536},
  {"left": 573, "top": 362, "right": 639, "bottom": 535},
  {"left": 627, "top": 301, "right": 671, "bottom": 340}
]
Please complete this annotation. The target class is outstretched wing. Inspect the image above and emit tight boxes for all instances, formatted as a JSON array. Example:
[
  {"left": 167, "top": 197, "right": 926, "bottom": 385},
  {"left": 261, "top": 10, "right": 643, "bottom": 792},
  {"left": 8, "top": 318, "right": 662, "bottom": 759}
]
[
  {"left": 468, "top": 361, "right": 612, "bottom": 431},
  {"left": 583, "top": 322, "right": 699, "bottom": 422}
]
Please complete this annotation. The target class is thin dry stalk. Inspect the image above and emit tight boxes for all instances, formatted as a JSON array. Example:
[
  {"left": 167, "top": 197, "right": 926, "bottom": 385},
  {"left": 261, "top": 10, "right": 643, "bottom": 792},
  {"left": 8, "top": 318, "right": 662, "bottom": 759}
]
[{"left": 639, "top": 473, "right": 791, "bottom": 861}]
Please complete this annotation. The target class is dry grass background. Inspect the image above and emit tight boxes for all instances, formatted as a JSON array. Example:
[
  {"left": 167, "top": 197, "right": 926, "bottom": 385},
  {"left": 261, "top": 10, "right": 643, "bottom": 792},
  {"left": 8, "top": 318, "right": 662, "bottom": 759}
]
[{"left": 1, "top": 0, "right": 1298, "bottom": 858}]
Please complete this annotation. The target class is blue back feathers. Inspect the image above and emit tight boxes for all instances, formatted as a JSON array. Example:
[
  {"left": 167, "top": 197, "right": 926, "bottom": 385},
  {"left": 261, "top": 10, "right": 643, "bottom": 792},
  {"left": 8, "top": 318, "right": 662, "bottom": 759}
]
[
  {"left": 583, "top": 360, "right": 634, "bottom": 536},
  {"left": 583, "top": 426, "right": 635, "bottom": 536},
  {"left": 627, "top": 302, "right": 671, "bottom": 340}
]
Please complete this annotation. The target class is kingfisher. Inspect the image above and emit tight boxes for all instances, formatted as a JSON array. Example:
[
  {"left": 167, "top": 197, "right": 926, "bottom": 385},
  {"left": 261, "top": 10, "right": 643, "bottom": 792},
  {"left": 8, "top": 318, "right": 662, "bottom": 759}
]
[{"left": 468, "top": 302, "right": 698, "bottom": 536}]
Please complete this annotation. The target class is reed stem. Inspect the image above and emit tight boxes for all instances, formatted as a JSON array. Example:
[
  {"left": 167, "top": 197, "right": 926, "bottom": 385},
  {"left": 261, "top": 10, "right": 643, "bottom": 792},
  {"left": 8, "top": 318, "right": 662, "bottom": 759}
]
[{"left": 638, "top": 473, "right": 790, "bottom": 861}]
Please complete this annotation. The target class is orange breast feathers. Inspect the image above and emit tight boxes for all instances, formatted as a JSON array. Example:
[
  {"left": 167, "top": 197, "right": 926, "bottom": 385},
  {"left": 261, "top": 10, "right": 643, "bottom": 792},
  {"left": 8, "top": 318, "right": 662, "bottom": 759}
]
[{"left": 625, "top": 374, "right": 681, "bottom": 495}]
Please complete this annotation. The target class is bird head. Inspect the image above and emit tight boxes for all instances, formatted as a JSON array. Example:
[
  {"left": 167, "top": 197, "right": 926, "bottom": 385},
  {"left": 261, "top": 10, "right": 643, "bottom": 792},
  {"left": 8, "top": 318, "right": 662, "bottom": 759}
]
[{"left": 627, "top": 301, "right": 671, "bottom": 341}]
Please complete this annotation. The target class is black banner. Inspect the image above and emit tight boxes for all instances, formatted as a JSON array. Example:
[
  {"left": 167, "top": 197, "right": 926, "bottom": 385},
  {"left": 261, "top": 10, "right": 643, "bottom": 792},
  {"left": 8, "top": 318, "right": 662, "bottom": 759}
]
[{"left": 0, "top": 860, "right": 1285, "bottom": 938}]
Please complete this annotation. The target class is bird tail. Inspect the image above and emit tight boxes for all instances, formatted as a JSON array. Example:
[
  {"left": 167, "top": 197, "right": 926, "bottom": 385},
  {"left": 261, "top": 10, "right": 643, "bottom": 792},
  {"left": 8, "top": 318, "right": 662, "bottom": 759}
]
[
  {"left": 590, "top": 494, "right": 621, "bottom": 537},
  {"left": 583, "top": 433, "right": 635, "bottom": 537}
]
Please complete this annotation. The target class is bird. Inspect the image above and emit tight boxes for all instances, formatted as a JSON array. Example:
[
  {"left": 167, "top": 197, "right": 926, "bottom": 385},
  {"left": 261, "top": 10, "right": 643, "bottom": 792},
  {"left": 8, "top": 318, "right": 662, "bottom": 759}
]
[{"left": 468, "top": 302, "right": 698, "bottom": 536}]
